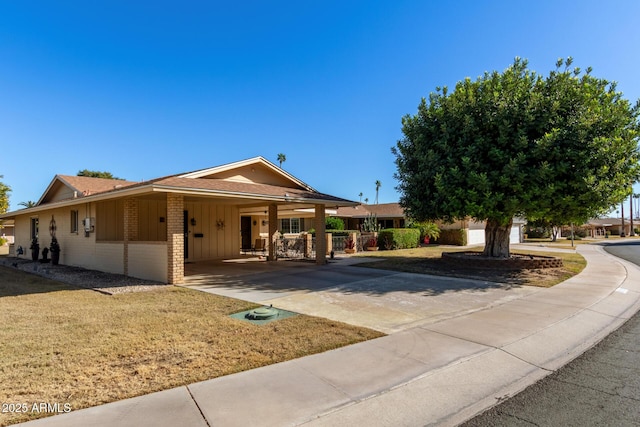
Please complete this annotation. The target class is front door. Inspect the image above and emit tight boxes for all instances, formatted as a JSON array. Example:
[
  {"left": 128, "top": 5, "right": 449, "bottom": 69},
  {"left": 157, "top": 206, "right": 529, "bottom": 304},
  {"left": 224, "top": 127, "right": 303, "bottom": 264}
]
[
  {"left": 183, "top": 210, "right": 189, "bottom": 259},
  {"left": 241, "top": 216, "right": 252, "bottom": 251}
]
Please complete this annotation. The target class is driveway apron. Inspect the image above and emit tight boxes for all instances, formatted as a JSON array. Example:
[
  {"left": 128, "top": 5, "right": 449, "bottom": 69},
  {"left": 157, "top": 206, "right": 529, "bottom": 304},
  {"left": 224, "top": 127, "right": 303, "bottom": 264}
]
[{"left": 182, "top": 257, "right": 540, "bottom": 333}]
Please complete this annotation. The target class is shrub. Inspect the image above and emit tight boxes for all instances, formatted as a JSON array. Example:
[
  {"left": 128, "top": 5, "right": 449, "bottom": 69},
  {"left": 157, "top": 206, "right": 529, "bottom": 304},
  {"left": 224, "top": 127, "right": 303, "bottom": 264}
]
[
  {"left": 325, "top": 217, "right": 345, "bottom": 231},
  {"left": 344, "top": 237, "right": 356, "bottom": 249},
  {"left": 525, "top": 227, "right": 550, "bottom": 238},
  {"left": 0, "top": 237, "right": 6, "bottom": 246},
  {"left": 435, "top": 229, "right": 467, "bottom": 246},
  {"left": 326, "top": 229, "right": 358, "bottom": 237},
  {"left": 378, "top": 228, "right": 420, "bottom": 250},
  {"left": 409, "top": 221, "right": 440, "bottom": 241}
]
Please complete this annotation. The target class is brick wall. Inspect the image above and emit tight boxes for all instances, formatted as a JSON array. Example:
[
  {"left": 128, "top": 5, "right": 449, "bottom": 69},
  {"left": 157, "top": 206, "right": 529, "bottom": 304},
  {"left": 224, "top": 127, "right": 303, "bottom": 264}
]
[{"left": 167, "top": 193, "right": 184, "bottom": 284}]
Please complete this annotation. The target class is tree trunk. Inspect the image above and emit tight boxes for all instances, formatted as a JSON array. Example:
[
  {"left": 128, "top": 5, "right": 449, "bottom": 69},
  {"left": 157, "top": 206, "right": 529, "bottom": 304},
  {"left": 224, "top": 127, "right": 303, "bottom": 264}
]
[{"left": 483, "top": 218, "right": 512, "bottom": 258}]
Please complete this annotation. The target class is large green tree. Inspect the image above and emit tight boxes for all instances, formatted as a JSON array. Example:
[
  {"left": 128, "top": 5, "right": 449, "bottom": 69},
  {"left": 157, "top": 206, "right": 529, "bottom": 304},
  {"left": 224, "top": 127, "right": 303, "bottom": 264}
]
[
  {"left": 77, "top": 169, "right": 123, "bottom": 180},
  {"left": 393, "top": 58, "right": 640, "bottom": 257},
  {"left": 0, "top": 175, "right": 10, "bottom": 214}
]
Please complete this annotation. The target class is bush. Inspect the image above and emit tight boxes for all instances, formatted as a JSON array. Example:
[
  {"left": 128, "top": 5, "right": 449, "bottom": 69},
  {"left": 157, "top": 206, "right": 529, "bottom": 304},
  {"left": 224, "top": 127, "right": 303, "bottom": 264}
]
[
  {"left": 0, "top": 237, "right": 6, "bottom": 246},
  {"left": 409, "top": 221, "right": 440, "bottom": 241},
  {"left": 326, "top": 229, "right": 358, "bottom": 237},
  {"left": 378, "top": 228, "right": 420, "bottom": 250},
  {"left": 325, "top": 217, "right": 345, "bottom": 230},
  {"left": 434, "top": 229, "right": 467, "bottom": 246},
  {"left": 525, "top": 227, "right": 550, "bottom": 238}
]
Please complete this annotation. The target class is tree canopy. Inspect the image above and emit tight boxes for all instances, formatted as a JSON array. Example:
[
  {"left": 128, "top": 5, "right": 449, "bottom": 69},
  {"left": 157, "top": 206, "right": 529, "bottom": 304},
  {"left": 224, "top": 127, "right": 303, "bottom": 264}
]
[
  {"left": 0, "top": 175, "right": 10, "bottom": 214},
  {"left": 77, "top": 170, "right": 123, "bottom": 180},
  {"left": 393, "top": 57, "right": 640, "bottom": 257}
]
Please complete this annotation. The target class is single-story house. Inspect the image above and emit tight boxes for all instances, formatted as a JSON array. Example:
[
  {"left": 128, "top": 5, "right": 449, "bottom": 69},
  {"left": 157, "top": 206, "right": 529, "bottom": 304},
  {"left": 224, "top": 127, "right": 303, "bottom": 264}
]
[
  {"left": 0, "top": 157, "right": 357, "bottom": 284},
  {"left": 0, "top": 219, "right": 14, "bottom": 244},
  {"left": 335, "top": 203, "right": 407, "bottom": 230},
  {"left": 586, "top": 218, "right": 633, "bottom": 237},
  {"left": 335, "top": 203, "right": 524, "bottom": 245}
]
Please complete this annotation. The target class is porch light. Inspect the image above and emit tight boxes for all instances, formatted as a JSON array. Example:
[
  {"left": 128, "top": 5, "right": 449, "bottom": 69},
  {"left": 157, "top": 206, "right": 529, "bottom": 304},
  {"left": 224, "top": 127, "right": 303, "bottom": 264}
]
[{"left": 190, "top": 218, "right": 196, "bottom": 226}]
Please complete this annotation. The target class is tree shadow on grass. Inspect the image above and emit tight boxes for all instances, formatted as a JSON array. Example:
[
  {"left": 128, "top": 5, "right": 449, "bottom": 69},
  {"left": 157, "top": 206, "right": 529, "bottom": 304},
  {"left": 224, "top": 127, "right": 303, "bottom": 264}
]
[
  {"left": 0, "top": 258, "right": 165, "bottom": 297},
  {"left": 0, "top": 264, "right": 79, "bottom": 297},
  {"left": 353, "top": 256, "right": 567, "bottom": 290},
  {"left": 183, "top": 257, "right": 533, "bottom": 298}
]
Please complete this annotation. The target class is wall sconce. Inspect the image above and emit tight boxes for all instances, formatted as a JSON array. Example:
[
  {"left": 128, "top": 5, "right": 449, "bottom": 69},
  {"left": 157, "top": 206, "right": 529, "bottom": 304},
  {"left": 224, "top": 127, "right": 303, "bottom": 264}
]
[
  {"left": 190, "top": 218, "right": 197, "bottom": 226},
  {"left": 262, "top": 220, "right": 268, "bottom": 226},
  {"left": 216, "top": 219, "right": 225, "bottom": 230}
]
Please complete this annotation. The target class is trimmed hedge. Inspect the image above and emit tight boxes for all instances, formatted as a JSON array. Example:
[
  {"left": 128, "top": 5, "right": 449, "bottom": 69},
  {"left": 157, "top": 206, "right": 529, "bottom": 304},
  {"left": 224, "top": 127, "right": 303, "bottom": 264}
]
[
  {"left": 379, "top": 228, "right": 420, "bottom": 250},
  {"left": 435, "top": 229, "right": 467, "bottom": 246},
  {"left": 325, "top": 229, "right": 359, "bottom": 237},
  {"left": 325, "top": 216, "right": 345, "bottom": 230}
]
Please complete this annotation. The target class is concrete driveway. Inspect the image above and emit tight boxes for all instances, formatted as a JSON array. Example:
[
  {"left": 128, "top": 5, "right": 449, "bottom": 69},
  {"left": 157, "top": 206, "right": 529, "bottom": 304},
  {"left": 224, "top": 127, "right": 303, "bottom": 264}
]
[{"left": 182, "top": 256, "right": 541, "bottom": 333}]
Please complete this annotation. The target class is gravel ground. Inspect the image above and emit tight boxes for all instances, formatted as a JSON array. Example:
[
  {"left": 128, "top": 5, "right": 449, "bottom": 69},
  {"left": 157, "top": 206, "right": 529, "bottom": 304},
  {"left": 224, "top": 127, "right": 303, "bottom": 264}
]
[{"left": 0, "top": 256, "right": 168, "bottom": 294}]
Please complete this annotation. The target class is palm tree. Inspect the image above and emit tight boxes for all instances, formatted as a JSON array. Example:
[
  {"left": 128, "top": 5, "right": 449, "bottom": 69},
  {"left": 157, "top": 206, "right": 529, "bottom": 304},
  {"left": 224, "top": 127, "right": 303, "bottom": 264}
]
[
  {"left": 358, "top": 192, "right": 363, "bottom": 202},
  {"left": 277, "top": 153, "right": 286, "bottom": 168},
  {"left": 364, "top": 197, "right": 369, "bottom": 204},
  {"left": 375, "top": 180, "right": 381, "bottom": 204},
  {"left": 18, "top": 201, "right": 36, "bottom": 209}
]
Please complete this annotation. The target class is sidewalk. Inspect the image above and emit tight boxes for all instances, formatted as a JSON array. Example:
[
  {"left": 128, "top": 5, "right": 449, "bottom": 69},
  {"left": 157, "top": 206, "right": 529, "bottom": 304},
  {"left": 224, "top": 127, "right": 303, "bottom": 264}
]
[{"left": 17, "top": 244, "right": 640, "bottom": 427}]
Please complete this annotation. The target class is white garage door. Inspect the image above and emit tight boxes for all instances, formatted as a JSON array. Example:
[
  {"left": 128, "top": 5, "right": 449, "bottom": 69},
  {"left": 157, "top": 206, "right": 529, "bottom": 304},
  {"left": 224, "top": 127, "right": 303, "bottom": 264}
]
[{"left": 510, "top": 225, "right": 521, "bottom": 244}]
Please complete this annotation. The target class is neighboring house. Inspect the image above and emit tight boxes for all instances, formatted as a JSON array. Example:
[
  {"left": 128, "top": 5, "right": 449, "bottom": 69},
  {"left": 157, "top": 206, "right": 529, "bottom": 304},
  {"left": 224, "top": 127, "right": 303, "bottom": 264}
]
[
  {"left": 335, "top": 203, "right": 524, "bottom": 245},
  {"left": 0, "top": 157, "right": 357, "bottom": 284},
  {"left": 335, "top": 203, "right": 406, "bottom": 230},
  {"left": 586, "top": 218, "right": 632, "bottom": 237},
  {"left": 0, "top": 219, "right": 14, "bottom": 244}
]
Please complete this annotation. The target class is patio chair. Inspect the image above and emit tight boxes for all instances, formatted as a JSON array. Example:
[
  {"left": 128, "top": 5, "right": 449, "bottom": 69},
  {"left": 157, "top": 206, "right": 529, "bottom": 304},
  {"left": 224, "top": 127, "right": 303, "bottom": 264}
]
[{"left": 252, "top": 238, "right": 266, "bottom": 256}]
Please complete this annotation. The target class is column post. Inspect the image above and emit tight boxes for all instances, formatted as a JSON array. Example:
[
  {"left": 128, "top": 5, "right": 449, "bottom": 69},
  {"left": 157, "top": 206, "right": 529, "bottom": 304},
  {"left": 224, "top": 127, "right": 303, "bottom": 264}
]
[
  {"left": 314, "top": 204, "right": 327, "bottom": 265},
  {"left": 123, "top": 198, "right": 138, "bottom": 276},
  {"left": 268, "top": 204, "right": 278, "bottom": 262},
  {"left": 167, "top": 193, "right": 184, "bottom": 284}
]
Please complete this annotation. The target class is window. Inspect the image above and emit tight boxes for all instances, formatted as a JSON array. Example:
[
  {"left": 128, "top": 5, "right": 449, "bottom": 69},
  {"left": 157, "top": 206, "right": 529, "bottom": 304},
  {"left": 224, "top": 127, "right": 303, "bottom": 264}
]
[
  {"left": 70, "top": 210, "right": 79, "bottom": 233},
  {"left": 278, "top": 218, "right": 300, "bottom": 234},
  {"left": 30, "top": 217, "right": 39, "bottom": 239}
]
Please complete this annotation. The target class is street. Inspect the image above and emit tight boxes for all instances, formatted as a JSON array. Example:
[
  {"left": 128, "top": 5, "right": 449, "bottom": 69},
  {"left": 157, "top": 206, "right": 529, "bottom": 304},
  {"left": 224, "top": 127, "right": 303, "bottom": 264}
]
[{"left": 461, "top": 242, "right": 640, "bottom": 426}]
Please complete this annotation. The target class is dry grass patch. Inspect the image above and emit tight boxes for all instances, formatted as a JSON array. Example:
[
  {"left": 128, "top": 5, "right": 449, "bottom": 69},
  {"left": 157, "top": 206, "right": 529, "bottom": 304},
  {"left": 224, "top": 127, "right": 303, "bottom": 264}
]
[
  {"left": 355, "top": 246, "right": 586, "bottom": 288},
  {"left": 0, "top": 266, "right": 383, "bottom": 426}
]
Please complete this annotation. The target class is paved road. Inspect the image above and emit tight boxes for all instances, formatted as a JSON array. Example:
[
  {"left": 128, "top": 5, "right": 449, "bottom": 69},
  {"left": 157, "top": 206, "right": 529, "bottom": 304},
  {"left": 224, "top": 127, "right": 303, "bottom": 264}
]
[{"left": 461, "top": 242, "right": 640, "bottom": 427}]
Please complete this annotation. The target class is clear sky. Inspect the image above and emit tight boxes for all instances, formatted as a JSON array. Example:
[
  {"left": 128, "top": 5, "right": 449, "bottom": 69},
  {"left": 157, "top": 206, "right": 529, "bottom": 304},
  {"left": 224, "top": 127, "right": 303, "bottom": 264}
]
[{"left": 2, "top": 1, "right": 639, "bottom": 211}]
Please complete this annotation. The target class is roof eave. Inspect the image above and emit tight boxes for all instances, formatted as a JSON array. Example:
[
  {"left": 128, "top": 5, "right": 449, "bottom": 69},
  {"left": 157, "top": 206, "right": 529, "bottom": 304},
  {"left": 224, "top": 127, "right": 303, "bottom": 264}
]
[{"left": 151, "top": 185, "right": 358, "bottom": 207}]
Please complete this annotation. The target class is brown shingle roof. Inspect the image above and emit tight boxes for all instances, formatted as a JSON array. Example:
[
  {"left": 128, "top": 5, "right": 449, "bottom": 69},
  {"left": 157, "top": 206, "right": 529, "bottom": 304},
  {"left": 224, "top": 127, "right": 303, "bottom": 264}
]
[
  {"left": 336, "top": 203, "right": 406, "bottom": 218},
  {"left": 58, "top": 175, "right": 138, "bottom": 196},
  {"left": 150, "top": 176, "right": 352, "bottom": 203}
]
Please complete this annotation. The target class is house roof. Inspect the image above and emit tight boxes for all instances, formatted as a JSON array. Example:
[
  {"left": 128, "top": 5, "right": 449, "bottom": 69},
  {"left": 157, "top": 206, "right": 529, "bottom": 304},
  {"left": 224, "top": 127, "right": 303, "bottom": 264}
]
[
  {"left": 1, "top": 157, "right": 357, "bottom": 219},
  {"left": 587, "top": 218, "right": 625, "bottom": 227},
  {"left": 336, "top": 203, "right": 406, "bottom": 219},
  {"left": 37, "top": 175, "right": 139, "bottom": 206}
]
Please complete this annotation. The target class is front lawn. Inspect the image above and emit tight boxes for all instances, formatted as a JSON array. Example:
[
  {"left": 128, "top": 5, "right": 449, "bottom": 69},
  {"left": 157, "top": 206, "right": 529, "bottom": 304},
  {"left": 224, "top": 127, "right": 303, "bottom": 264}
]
[
  {"left": 0, "top": 266, "right": 383, "bottom": 426},
  {"left": 355, "top": 246, "right": 586, "bottom": 288}
]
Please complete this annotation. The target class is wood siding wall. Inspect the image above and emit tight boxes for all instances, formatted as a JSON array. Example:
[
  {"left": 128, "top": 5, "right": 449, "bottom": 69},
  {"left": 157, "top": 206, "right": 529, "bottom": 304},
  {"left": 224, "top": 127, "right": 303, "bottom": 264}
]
[{"left": 185, "top": 202, "right": 240, "bottom": 260}]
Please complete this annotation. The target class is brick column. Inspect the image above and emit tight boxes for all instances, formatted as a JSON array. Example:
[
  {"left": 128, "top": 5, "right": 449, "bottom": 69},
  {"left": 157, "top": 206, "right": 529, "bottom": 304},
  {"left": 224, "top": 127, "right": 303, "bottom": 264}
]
[
  {"left": 167, "top": 193, "right": 184, "bottom": 284},
  {"left": 268, "top": 204, "right": 278, "bottom": 262},
  {"left": 303, "top": 233, "right": 312, "bottom": 258},
  {"left": 314, "top": 204, "right": 326, "bottom": 265},
  {"left": 123, "top": 198, "right": 138, "bottom": 276}
]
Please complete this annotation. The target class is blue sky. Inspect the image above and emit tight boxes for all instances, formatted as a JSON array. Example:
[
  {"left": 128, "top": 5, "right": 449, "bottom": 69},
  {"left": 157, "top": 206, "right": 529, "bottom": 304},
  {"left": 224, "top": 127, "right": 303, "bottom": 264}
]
[{"left": 2, "top": 1, "right": 639, "bottom": 211}]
